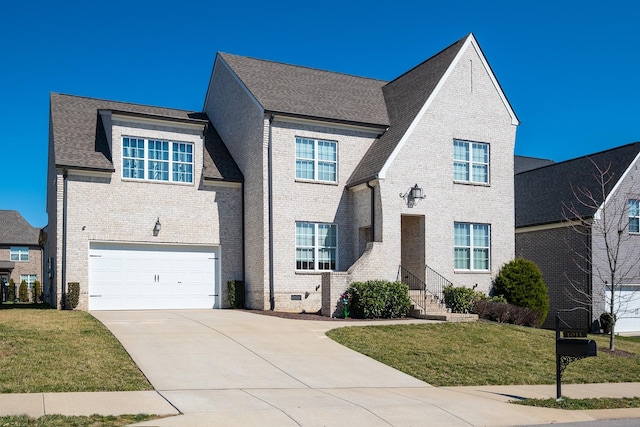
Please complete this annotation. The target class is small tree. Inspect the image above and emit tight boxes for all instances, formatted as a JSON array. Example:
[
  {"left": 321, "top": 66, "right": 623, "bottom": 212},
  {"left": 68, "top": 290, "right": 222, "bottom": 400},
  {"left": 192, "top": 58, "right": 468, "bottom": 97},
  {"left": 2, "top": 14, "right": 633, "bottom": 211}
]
[
  {"left": 562, "top": 158, "right": 640, "bottom": 350},
  {"left": 8, "top": 278, "right": 16, "bottom": 302},
  {"left": 66, "top": 282, "right": 80, "bottom": 309},
  {"left": 493, "top": 258, "right": 549, "bottom": 326},
  {"left": 33, "top": 280, "right": 42, "bottom": 303},
  {"left": 18, "top": 280, "right": 29, "bottom": 302}
]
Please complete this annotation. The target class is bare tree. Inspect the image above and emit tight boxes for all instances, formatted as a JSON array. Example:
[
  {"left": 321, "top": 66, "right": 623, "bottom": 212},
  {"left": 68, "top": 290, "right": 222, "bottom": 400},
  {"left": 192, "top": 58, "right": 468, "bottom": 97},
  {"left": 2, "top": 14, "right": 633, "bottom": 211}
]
[{"left": 563, "top": 158, "right": 640, "bottom": 351}]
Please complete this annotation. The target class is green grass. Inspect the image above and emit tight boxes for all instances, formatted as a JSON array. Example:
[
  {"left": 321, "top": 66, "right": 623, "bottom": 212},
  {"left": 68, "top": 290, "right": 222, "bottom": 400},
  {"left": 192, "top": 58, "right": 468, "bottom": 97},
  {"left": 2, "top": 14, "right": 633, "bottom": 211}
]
[
  {"left": 516, "top": 397, "right": 640, "bottom": 410},
  {"left": 0, "top": 414, "right": 160, "bottom": 426},
  {"left": 326, "top": 321, "right": 640, "bottom": 386},
  {"left": 0, "top": 306, "right": 152, "bottom": 393}
]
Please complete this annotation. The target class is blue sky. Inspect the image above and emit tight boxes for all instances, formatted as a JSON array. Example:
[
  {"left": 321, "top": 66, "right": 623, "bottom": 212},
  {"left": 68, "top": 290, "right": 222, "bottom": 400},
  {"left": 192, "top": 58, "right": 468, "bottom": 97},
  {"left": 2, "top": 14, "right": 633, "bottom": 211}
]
[{"left": 1, "top": 0, "right": 639, "bottom": 227}]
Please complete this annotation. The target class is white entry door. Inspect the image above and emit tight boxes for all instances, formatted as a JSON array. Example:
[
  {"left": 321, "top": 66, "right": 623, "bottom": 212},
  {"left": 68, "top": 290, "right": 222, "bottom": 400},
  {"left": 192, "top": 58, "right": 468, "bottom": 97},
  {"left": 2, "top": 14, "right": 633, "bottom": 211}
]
[{"left": 89, "top": 242, "right": 219, "bottom": 310}]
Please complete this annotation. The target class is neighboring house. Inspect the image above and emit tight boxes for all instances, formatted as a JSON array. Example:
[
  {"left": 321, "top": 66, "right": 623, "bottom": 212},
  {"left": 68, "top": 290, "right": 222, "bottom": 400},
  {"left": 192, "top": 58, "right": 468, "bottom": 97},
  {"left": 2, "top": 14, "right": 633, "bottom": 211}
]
[
  {"left": 515, "top": 143, "right": 640, "bottom": 332},
  {"left": 0, "top": 210, "right": 43, "bottom": 300},
  {"left": 47, "top": 33, "right": 520, "bottom": 313}
]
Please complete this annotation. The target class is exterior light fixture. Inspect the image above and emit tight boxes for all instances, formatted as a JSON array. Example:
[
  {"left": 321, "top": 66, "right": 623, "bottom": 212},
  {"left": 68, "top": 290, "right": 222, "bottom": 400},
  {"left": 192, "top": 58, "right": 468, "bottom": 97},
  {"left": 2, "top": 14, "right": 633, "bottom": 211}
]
[
  {"left": 153, "top": 218, "right": 161, "bottom": 236},
  {"left": 400, "top": 184, "right": 426, "bottom": 208}
]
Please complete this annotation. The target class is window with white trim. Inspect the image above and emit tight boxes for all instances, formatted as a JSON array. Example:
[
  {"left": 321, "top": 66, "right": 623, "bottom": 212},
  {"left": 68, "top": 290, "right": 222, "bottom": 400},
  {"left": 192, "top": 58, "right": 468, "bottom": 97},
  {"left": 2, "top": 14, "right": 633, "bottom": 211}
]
[
  {"left": 122, "top": 137, "right": 193, "bottom": 183},
  {"left": 295, "top": 137, "right": 337, "bottom": 182},
  {"left": 295, "top": 222, "right": 337, "bottom": 270},
  {"left": 629, "top": 199, "right": 640, "bottom": 233},
  {"left": 20, "top": 274, "right": 36, "bottom": 289},
  {"left": 454, "top": 222, "right": 490, "bottom": 271},
  {"left": 453, "top": 140, "right": 489, "bottom": 184},
  {"left": 10, "top": 247, "right": 29, "bottom": 262}
]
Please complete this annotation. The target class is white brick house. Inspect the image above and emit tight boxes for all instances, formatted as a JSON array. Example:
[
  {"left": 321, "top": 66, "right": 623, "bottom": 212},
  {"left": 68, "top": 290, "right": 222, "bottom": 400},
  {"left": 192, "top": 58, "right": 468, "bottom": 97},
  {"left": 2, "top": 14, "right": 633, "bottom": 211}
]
[{"left": 46, "top": 33, "right": 519, "bottom": 313}]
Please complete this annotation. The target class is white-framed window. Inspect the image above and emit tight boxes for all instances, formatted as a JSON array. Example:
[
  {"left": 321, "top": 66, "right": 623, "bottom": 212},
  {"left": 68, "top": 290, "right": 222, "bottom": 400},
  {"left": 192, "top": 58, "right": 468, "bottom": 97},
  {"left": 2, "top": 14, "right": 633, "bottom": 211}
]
[
  {"left": 122, "top": 137, "right": 194, "bottom": 183},
  {"left": 295, "top": 222, "right": 337, "bottom": 270},
  {"left": 10, "top": 247, "right": 29, "bottom": 262},
  {"left": 20, "top": 274, "right": 36, "bottom": 288},
  {"left": 295, "top": 137, "right": 337, "bottom": 182},
  {"left": 629, "top": 199, "right": 640, "bottom": 233},
  {"left": 454, "top": 222, "right": 490, "bottom": 271},
  {"left": 453, "top": 140, "right": 489, "bottom": 184}
]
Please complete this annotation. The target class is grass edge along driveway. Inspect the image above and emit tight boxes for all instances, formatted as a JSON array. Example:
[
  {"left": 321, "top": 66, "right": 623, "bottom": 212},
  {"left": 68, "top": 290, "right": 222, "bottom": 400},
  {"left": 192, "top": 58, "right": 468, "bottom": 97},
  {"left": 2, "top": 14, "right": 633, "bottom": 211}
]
[
  {"left": 0, "top": 306, "right": 151, "bottom": 393},
  {"left": 326, "top": 321, "right": 640, "bottom": 387}
]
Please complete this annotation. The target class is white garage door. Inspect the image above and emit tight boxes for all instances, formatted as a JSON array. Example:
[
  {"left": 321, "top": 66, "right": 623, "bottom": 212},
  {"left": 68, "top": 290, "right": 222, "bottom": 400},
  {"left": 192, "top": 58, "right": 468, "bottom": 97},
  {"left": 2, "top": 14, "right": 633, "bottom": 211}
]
[
  {"left": 606, "top": 285, "right": 640, "bottom": 333},
  {"left": 89, "top": 242, "right": 219, "bottom": 310}
]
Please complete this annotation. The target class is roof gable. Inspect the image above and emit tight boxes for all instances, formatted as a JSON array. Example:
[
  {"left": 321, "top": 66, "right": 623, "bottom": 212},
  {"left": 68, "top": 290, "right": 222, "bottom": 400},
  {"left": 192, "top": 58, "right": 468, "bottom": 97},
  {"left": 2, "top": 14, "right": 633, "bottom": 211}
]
[
  {"left": 514, "top": 155, "right": 555, "bottom": 174},
  {"left": 0, "top": 211, "right": 40, "bottom": 245},
  {"left": 49, "top": 93, "right": 242, "bottom": 181},
  {"left": 348, "top": 33, "right": 519, "bottom": 186},
  {"left": 515, "top": 142, "right": 640, "bottom": 228},
  {"left": 217, "top": 53, "right": 390, "bottom": 127}
]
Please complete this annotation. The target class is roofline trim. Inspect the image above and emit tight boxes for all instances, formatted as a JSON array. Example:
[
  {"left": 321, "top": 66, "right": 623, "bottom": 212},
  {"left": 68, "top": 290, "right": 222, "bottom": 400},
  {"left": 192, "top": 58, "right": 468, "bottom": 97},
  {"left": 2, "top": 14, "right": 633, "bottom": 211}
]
[
  {"left": 105, "top": 110, "right": 207, "bottom": 129},
  {"left": 202, "top": 179, "right": 243, "bottom": 188},
  {"left": 594, "top": 150, "right": 640, "bottom": 221},
  {"left": 515, "top": 218, "right": 591, "bottom": 233},
  {"left": 377, "top": 34, "right": 518, "bottom": 180},
  {"left": 269, "top": 112, "right": 388, "bottom": 134},
  {"left": 56, "top": 166, "right": 115, "bottom": 176}
]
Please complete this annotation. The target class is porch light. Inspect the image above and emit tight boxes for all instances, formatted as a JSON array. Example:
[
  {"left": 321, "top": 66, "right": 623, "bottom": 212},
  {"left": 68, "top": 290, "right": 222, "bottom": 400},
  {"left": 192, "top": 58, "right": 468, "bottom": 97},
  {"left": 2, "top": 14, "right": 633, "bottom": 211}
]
[
  {"left": 153, "top": 218, "right": 162, "bottom": 236},
  {"left": 400, "top": 184, "right": 426, "bottom": 208}
]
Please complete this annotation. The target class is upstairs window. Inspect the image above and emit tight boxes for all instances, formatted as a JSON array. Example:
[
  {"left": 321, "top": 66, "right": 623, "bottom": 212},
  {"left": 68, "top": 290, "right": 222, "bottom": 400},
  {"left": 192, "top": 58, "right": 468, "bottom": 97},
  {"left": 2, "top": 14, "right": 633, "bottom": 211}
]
[
  {"left": 10, "top": 247, "right": 29, "bottom": 262},
  {"left": 122, "top": 137, "right": 194, "bottom": 183},
  {"left": 296, "top": 222, "right": 337, "bottom": 270},
  {"left": 295, "top": 137, "right": 337, "bottom": 182},
  {"left": 453, "top": 140, "right": 489, "bottom": 184},
  {"left": 454, "top": 222, "right": 490, "bottom": 271},
  {"left": 629, "top": 199, "right": 640, "bottom": 233}
]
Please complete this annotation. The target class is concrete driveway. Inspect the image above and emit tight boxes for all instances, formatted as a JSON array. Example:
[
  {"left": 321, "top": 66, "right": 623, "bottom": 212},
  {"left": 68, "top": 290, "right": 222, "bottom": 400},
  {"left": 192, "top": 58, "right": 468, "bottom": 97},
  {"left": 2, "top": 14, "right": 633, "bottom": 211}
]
[{"left": 93, "top": 310, "right": 600, "bottom": 426}]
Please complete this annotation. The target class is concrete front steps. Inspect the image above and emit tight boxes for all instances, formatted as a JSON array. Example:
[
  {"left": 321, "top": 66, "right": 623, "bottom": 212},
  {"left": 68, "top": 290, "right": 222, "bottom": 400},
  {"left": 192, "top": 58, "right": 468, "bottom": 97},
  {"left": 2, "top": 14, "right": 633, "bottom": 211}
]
[{"left": 409, "top": 295, "right": 478, "bottom": 323}]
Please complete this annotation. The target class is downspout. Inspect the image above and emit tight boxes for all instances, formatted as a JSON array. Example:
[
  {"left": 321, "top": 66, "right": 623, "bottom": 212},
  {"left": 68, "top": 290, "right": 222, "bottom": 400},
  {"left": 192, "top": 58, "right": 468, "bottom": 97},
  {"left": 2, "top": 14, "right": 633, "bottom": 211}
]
[
  {"left": 268, "top": 115, "right": 275, "bottom": 310},
  {"left": 61, "top": 169, "right": 68, "bottom": 310},
  {"left": 366, "top": 180, "right": 376, "bottom": 241},
  {"left": 241, "top": 182, "right": 246, "bottom": 303}
]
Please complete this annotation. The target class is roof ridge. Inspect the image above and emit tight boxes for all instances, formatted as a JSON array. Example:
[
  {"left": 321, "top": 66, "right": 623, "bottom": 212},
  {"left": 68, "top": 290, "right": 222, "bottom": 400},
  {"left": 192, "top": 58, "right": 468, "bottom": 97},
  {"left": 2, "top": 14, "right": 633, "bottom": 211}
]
[
  {"left": 384, "top": 33, "right": 471, "bottom": 87},
  {"left": 51, "top": 92, "right": 198, "bottom": 114},
  {"left": 217, "top": 52, "right": 389, "bottom": 84},
  {"left": 516, "top": 142, "right": 640, "bottom": 175}
]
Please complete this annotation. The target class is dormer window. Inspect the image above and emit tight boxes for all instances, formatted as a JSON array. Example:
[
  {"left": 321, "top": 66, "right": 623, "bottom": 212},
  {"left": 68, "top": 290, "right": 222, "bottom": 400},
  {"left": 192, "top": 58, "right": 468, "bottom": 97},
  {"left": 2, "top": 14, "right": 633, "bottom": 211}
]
[{"left": 122, "top": 137, "right": 193, "bottom": 183}]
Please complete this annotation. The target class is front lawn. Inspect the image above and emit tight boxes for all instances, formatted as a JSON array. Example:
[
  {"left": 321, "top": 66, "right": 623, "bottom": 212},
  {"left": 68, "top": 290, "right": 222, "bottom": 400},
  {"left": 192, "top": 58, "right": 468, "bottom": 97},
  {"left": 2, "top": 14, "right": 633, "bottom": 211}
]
[
  {"left": 0, "top": 306, "right": 151, "bottom": 393},
  {"left": 326, "top": 321, "right": 640, "bottom": 386}
]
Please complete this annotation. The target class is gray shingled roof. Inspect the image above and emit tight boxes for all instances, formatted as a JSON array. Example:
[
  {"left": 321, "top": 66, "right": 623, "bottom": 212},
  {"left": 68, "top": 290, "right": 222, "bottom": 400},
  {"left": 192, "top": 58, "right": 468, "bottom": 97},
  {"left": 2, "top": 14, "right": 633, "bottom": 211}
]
[
  {"left": 348, "top": 35, "right": 469, "bottom": 186},
  {"left": 515, "top": 142, "right": 640, "bottom": 228},
  {"left": 219, "top": 53, "right": 390, "bottom": 127},
  {"left": 0, "top": 210, "right": 40, "bottom": 246},
  {"left": 50, "top": 93, "right": 242, "bottom": 182},
  {"left": 514, "top": 155, "right": 555, "bottom": 174}
]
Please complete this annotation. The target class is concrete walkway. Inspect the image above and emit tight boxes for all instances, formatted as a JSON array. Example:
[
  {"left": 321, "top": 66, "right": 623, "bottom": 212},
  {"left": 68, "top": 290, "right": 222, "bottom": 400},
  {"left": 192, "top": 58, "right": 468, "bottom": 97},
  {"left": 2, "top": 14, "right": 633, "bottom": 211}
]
[{"left": 2, "top": 310, "right": 640, "bottom": 426}]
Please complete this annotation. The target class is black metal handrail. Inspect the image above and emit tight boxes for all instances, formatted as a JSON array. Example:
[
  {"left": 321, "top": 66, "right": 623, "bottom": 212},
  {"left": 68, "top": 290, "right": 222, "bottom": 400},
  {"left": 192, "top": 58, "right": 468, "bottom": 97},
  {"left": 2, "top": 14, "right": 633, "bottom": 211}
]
[
  {"left": 424, "top": 264, "right": 454, "bottom": 303},
  {"left": 397, "top": 264, "right": 454, "bottom": 309}
]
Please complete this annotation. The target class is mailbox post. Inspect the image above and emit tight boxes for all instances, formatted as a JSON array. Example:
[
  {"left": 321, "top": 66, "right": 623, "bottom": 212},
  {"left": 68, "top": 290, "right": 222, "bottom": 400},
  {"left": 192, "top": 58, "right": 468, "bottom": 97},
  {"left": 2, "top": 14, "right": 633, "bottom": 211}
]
[{"left": 555, "top": 312, "right": 597, "bottom": 401}]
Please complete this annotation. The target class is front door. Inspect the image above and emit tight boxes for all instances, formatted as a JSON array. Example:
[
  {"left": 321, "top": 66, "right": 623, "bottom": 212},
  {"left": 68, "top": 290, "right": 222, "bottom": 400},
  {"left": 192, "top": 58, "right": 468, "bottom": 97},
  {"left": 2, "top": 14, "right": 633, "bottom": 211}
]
[{"left": 0, "top": 273, "right": 9, "bottom": 302}]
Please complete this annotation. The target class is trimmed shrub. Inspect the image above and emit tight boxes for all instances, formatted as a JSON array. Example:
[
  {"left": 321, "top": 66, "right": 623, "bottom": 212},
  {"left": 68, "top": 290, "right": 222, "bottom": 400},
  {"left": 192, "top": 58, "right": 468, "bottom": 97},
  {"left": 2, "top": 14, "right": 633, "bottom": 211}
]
[
  {"left": 443, "top": 285, "right": 485, "bottom": 314},
  {"left": 66, "top": 282, "right": 80, "bottom": 309},
  {"left": 600, "top": 312, "right": 616, "bottom": 334},
  {"left": 227, "top": 280, "right": 245, "bottom": 308},
  {"left": 33, "top": 280, "right": 42, "bottom": 303},
  {"left": 474, "top": 300, "right": 540, "bottom": 327},
  {"left": 18, "top": 280, "right": 29, "bottom": 302},
  {"left": 347, "top": 280, "right": 411, "bottom": 319},
  {"left": 8, "top": 278, "right": 16, "bottom": 302},
  {"left": 493, "top": 258, "right": 549, "bottom": 326}
]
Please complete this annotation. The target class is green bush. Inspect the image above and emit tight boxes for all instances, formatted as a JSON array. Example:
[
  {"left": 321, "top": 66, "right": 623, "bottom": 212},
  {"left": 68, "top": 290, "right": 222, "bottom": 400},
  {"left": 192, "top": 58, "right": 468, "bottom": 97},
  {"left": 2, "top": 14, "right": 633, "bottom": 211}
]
[
  {"left": 18, "top": 280, "right": 29, "bottom": 302},
  {"left": 347, "top": 280, "right": 411, "bottom": 319},
  {"left": 600, "top": 312, "right": 616, "bottom": 334},
  {"left": 475, "top": 300, "right": 541, "bottom": 327},
  {"left": 493, "top": 258, "right": 549, "bottom": 326},
  {"left": 8, "top": 278, "right": 16, "bottom": 302},
  {"left": 33, "top": 280, "right": 42, "bottom": 303},
  {"left": 227, "top": 280, "right": 245, "bottom": 308},
  {"left": 443, "top": 285, "right": 485, "bottom": 313},
  {"left": 66, "top": 282, "right": 80, "bottom": 309}
]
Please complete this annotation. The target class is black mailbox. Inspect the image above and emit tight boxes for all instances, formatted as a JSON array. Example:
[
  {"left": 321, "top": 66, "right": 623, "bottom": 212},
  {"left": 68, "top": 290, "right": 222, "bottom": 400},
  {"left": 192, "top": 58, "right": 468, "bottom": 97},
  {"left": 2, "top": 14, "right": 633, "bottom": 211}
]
[{"left": 556, "top": 339, "right": 597, "bottom": 358}]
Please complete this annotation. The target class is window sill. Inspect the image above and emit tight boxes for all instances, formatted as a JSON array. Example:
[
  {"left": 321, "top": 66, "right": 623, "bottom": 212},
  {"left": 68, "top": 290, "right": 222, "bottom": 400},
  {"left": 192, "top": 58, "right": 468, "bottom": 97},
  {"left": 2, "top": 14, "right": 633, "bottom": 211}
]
[
  {"left": 295, "top": 179, "right": 339, "bottom": 186},
  {"left": 121, "top": 178, "right": 194, "bottom": 186},
  {"left": 295, "top": 270, "right": 335, "bottom": 275},
  {"left": 454, "top": 269, "right": 491, "bottom": 274},
  {"left": 453, "top": 180, "right": 490, "bottom": 187}
]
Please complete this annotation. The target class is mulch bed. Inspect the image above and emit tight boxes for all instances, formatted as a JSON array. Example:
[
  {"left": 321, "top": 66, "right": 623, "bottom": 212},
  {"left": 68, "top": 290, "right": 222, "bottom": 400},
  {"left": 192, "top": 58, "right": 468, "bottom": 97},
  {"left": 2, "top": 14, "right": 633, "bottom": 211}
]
[
  {"left": 239, "top": 309, "right": 415, "bottom": 322},
  {"left": 598, "top": 348, "right": 636, "bottom": 358}
]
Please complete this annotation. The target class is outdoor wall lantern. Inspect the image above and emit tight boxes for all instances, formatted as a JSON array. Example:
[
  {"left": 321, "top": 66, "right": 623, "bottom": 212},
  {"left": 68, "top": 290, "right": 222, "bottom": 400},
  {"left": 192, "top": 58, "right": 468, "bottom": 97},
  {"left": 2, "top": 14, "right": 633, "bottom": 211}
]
[
  {"left": 399, "top": 184, "right": 426, "bottom": 208},
  {"left": 153, "top": 218, "right": 162, "bottom": 236}
]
